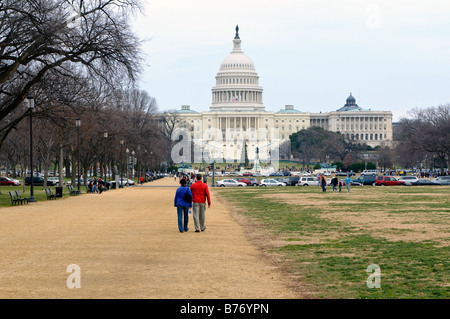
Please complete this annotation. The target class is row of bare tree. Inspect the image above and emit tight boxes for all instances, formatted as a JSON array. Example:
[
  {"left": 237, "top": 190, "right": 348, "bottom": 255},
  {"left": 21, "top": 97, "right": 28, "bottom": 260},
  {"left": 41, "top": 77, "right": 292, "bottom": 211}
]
[
  {"left": 395, "top": 104, "right": 450, "bottom": 173},
  {"left": 0, "top": 0, "right": 172, "bottom": 187}
]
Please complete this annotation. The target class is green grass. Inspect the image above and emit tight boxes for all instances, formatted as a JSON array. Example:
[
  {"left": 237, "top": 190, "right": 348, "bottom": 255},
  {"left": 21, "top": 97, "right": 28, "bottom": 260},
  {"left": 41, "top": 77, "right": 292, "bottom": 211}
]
[{"left": 216, "top": 185, "right": 450, "bottom": 299}]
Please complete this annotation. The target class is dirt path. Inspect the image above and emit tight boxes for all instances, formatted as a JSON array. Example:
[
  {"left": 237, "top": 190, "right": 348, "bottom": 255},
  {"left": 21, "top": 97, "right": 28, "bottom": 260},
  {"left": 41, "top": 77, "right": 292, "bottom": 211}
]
[{"left": 0, "top": 178, "right": 301, "bottom": 299}]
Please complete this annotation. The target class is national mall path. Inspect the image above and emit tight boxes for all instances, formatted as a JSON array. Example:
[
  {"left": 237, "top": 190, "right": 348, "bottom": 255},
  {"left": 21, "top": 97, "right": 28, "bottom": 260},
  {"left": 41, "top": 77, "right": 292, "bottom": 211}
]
[{"left": 0, "top": 178, "right": 302, "bottom": 298}]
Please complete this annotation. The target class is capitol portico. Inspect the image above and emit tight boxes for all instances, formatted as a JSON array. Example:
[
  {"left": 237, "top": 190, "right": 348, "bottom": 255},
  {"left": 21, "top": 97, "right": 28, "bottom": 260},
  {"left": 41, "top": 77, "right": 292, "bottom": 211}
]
[{"left": 174, "top": 26, "right": 393, "bottom": 162}]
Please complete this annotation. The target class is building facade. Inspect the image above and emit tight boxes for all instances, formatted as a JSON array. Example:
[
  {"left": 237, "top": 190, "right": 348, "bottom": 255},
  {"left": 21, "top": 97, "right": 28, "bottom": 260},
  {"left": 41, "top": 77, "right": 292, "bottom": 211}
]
[{"left": 174, "top": 26, "right": 393, "bottom": 163}]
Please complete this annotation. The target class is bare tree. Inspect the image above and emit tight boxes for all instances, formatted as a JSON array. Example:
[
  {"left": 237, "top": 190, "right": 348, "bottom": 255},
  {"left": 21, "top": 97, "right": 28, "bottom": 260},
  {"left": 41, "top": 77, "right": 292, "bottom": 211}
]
[
  {"left": 0, "top": 0, "right": 143, "bottom": 147},
  {"left": 399, "top": 105, "right": 450, "bottom": 173}
]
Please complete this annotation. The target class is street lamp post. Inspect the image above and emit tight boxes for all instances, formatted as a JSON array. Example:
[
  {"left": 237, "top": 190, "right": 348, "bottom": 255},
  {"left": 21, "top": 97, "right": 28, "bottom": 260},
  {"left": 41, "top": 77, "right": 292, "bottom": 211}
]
[
  {"left": 126, "top": 148, "right": 129, "bottom": 186},
  {"left": 132, "top": 150, "right": 135, "bottom": 180},
  {"left": 136, "top": 146, "right": 141, "bottom": 184},
  {"left": 119, "top": 139, "right": 124, "bottom": 188},
  {"left": 103, "top": 130, "right": 108, "bottom": 183},
  {"left": 27, "top": 94, "right": 37, "bottom": 202},
  {"left": 76, "top": 119, "right": 81, "bottom": 194}
]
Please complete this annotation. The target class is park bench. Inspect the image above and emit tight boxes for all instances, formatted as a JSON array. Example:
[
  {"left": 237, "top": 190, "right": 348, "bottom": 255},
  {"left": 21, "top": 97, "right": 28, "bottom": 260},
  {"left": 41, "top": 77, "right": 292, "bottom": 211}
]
[
  {"left": 45, "top": 188, "right": 57, "bottom": 200},
  {"left": 67, "top": 184, "right": 79, "bottom": 196},
  {"left": 9, "top": 191, "right": 21, "bottom": 205},
  {"left": 15, "top": 190, "right": 29, "bottom": 204},
  {"left": 10, "top": 190, "right": 29, "bottom": 205}
]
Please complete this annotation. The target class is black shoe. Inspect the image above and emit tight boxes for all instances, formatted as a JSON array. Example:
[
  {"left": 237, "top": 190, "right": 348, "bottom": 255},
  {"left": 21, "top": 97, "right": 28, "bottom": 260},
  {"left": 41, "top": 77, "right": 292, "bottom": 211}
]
[
  {"left": 195, "top": 230, "right": 200, "bottom": 232},
  {"left": 201, "top": 228, "right": 206, "bottom": 232}
]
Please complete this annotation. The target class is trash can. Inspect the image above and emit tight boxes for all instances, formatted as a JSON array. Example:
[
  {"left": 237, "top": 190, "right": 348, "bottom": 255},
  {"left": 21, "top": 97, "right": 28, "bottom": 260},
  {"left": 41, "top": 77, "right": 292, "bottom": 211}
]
[{"left": 55, "top": 186, "right": 63, "bottom": 198}]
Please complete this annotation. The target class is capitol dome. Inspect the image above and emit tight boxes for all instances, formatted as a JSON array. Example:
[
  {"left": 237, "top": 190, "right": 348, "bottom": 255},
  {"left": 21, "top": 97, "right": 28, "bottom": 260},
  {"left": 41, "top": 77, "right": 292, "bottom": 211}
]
[{"left": 211, "top": 26, "right": 264, "bottom": 111}]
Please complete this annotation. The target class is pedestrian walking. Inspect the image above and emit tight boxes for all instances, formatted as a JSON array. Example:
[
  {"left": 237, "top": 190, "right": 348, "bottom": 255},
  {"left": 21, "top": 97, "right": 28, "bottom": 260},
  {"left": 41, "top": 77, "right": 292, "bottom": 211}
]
[
  {"left": 345, "top": 174, "right": 352, "bottom": 193},
  {"left": 174, "top": 178, "right": 192, "bottom": 233},
  {"left": 321, "top": 173, "right": 327, "bottom": 192},
  {"left": 92, "top": 177, "right": 99, "bottom": 193},
  {"left": 190, "top": 174, "right": 211, "bottom": 232},
  {"left": 331, "top": 175, "right": 338, "bottom": 192},
  {"left": 339, "top": 180, "right": 342, "bottom": 192}
]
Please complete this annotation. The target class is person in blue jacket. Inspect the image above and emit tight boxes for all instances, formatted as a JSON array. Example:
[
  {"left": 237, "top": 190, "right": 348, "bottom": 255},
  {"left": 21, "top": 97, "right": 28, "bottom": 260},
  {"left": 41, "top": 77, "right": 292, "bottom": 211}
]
[{"left": 174, "top": 178, "right": 192, "bottom": 233}]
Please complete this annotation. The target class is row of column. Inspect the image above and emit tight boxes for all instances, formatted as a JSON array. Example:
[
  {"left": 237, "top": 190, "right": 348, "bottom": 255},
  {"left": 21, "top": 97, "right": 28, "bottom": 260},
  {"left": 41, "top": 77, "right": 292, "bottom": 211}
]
[
  {"left": 219, "top": 117, "right": 258, "bottom": 131},
  {"left": 212, "top": 90, "right": 262, "bottom": 104}
]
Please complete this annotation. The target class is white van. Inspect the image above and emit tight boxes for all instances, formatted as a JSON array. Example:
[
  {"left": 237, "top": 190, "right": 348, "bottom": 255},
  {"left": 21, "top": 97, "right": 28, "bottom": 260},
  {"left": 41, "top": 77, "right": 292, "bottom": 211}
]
[{"left": 361, "top": 170, "right": 378, "bottom": 176}]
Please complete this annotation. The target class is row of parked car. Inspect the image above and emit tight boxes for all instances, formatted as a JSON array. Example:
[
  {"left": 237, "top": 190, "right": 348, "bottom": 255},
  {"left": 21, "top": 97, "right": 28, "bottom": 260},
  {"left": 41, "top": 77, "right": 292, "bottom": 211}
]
[
  {"left": 350, "top": 175, "right": 450, "bottom": 186},
  {"left": 214, "top": 175, "right": 450, "bottom": 187}
]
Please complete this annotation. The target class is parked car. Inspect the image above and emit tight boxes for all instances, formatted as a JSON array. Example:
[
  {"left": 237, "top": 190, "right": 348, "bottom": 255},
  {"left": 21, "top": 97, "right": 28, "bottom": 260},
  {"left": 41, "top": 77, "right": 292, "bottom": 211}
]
[
  {"left": 375, "top": 176, "right": 406, "bottom": 186},
  {"left": 269, "top": 172, "right": 284, "bottom": 177},
  {"left": 274, "top": 177, "right": 290, "bottom": 184},
  {"left": 410, "top": 179, "right": 440, "bottom": 186},
  {"left": 350, "top": 180, "right": 363, "bottom": 186},
  {"left": 361, "top": 170, "right": 379, "bottom": 176},
  {"left": 301, "top": 172, "right": 311, "bottom": 176},
  {"left": 397, "top": 176, "right": 419, "bottom": 186},
  {"left": 0, "top": 176, "right": 21, "bottom": 186},
  {"left": 109, "top": 178, "right": 134, "bottom": 187},
  {"left": 234, "top": 177, "right": 251, "bottom": 186},
  {"left": 24, "top": 176, "right": 58, "bottom": 186},
  {"left": 216, "top": 179, "right": 247, "bottom": 187},
  {"left": 242, "top": 172, "right": 253, "bottom": 176},
  {"left": 287, "top": 176, "right": 300, "bottom": 186},
  {"left": 47, "top": 177, "right": 65, "bottom": 186},
  {"left": 259, "top": 179, "right": 286, "bottom": 187},
  {"left": 296, "top": 177, "right": 320, "bottom": 186},
  {"left": 352, "top": 175, "right": 378, "bottom": 186},
  {"left": 432, "top": 176, "right": 450, "bottom": 185},
  {"left": 66, "top": 178, "right": 85, "bottom": 186},
  {"left": 282, "top": 171, "right": 291, "bottom": 176},
  {"left": 247, "top": 178, "right": 260, "bottom": 186}
]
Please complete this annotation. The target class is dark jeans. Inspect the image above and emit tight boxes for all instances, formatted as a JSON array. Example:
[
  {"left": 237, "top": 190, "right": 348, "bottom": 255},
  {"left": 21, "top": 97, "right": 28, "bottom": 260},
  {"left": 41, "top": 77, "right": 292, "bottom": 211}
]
[
  {"left": 177, "top": 206, "right": 189, "bottom": 232},
  {"left": 321, "top": 182, "right": 326, "bottom": 192}
]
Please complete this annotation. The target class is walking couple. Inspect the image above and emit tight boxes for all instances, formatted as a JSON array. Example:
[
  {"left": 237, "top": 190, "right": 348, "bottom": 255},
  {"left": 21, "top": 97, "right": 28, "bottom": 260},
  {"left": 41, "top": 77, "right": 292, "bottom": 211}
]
[{"left": 174, "top": 174, "right": 211, "bottom": 233}]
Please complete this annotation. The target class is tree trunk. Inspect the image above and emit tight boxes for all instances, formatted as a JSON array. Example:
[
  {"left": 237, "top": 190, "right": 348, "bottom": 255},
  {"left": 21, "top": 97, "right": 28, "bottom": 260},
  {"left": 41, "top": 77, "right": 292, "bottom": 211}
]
[{"left": 58, "top": 144, "right": 64, "bottom": 187}]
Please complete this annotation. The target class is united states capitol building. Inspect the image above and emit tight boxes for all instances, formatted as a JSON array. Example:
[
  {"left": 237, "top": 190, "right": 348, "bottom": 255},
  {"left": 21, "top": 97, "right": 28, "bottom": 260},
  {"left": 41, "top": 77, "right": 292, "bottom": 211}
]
[{"left": 174, "top": 26, "right": 393, "bottom": 163}]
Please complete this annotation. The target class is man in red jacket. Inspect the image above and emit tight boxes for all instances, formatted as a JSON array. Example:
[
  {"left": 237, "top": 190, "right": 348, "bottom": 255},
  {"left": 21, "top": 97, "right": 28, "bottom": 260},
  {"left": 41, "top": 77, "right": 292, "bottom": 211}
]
[{"left": 190, "top": 174, "right": 211, "bottom": 232}]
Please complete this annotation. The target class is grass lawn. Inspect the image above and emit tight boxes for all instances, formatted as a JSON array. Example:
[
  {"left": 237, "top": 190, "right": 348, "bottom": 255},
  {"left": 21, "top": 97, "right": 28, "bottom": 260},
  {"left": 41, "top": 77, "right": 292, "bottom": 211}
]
[{"left": 215, "top": 184, "right": 450, "bottom": 299}]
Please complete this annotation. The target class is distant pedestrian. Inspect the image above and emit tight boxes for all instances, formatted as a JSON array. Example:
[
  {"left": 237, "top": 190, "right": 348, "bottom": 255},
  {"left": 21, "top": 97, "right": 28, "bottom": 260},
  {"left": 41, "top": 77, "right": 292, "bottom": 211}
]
[
  {"left": 190, "top": 174, "right": 211, "bottom": 232},
  {"left": 98, "top": 178, "right": 103, "bottom": 194},
  {"left": 174, "top": 178, "right": 192, "bottom": 233},
  {"left": 345, "top": 174, "right": 352, "bottom": 193},
  {"left": 321, "top": 174, "right": 327, "bottom": 192},
  {"left": 92, "top": 177, "right": 99, "bottom": 193},
  {"left": 331, "top": 175, "right": 338, "bottom": 192},
  {"left": 339, "top": 180, "right": 343, "bottom": 192}
]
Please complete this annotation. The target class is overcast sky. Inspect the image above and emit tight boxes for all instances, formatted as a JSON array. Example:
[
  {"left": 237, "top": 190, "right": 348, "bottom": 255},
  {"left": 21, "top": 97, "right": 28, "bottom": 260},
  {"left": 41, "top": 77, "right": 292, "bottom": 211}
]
[{"left": 131, "top": 0, "right": 450, "bottom": 121}]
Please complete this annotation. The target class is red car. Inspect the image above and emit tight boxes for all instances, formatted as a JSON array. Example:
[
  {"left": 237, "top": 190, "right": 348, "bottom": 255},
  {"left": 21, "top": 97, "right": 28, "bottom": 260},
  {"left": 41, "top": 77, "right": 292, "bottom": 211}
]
[
  {"left": 234, "top": 177, "right": 251, "bottom": 186},
  {"left": 375, "top": 176, "right": 406, "bottom": 186},
  {"left": 0, "top": 176, "right": 21, "bottom": 186}
]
